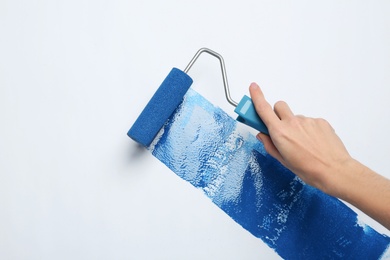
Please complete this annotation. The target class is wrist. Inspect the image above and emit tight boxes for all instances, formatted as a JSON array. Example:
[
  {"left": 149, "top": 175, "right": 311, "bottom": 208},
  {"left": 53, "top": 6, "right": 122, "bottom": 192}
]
[{"left": 321, "top": 158, "right": 360, "bottom": 199}]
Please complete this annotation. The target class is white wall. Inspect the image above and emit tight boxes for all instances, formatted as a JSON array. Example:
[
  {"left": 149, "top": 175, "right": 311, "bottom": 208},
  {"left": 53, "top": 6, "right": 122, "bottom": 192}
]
[{"left": 1, "top": 1, "right": 389, "bottom": 259}]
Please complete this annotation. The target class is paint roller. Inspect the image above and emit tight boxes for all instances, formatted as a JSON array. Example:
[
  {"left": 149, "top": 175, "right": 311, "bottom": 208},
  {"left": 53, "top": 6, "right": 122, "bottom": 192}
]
[{"left": 128, "top": 48, "right": 269, "bottom": 147}]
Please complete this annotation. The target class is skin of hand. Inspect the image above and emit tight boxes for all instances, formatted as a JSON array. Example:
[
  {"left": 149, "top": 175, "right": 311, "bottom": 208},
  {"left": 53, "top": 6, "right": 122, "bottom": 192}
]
[{"left": 249, "top": 82, "right": 390, "bottom": 230}]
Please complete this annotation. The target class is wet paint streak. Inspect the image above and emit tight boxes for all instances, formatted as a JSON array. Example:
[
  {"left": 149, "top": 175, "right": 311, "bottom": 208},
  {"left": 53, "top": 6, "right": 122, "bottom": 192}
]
[{"left": 149, "top": 89, "right": 390, "bottom": 259}]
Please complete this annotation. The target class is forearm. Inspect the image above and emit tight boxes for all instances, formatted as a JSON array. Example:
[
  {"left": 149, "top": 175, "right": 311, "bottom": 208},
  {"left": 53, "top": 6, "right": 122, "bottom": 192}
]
[
  {"left": 249, "top": 83, "right": 390, "bottom": 230},
  {"left": 330, "top": 159, "right": 390, "bottom": 230}
]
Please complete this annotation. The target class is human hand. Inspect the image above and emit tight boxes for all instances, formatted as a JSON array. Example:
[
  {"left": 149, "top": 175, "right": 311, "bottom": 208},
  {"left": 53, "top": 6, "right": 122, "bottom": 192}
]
[
  {"left": 249, "top": 82, "right": 390, "bottom": 229},
  {"left": 249, "top": 83, "right": 352, "bottom": 195}
]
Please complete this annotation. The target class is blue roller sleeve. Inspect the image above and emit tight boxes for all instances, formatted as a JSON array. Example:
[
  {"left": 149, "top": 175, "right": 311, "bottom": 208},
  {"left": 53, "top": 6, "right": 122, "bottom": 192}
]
[
  {"left": 234, "top": 95, "right": 269, "bottom": 135},
  {"left": 128, "top": 68, "right": 193, "bottom": 147}
]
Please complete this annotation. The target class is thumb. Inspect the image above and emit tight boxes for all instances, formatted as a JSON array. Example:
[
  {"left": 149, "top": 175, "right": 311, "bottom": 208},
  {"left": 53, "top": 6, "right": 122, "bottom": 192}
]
[{"left": 256, "top": 133, "right": 284, "bottom": 163}]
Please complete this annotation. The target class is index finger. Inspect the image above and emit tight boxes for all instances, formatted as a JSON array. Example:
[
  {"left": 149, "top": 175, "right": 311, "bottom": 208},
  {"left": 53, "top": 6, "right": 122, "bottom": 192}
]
[{"left": 249, "top": 83, "right": 280, "bottom": 128}]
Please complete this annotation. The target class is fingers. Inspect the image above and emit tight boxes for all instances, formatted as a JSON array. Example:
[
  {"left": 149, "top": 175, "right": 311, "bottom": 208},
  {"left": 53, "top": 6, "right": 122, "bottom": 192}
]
[
  {"left": 249, "top": 83, "right": 279, "bottom": 128},
  {"left": 274, "top": 101, "right": 294, "bottom": 119}
]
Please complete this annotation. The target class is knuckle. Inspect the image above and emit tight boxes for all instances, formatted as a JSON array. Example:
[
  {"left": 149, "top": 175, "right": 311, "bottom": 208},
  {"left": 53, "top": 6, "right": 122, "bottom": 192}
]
[
  {"left": 274, "top": 100, "right": 287, "bottom": 109},
  {"left": 315, "top": 118, "right": 335, "bottom": 130},
  {"left": 316, "top": 117, "right": 330, "bottom": 126}
]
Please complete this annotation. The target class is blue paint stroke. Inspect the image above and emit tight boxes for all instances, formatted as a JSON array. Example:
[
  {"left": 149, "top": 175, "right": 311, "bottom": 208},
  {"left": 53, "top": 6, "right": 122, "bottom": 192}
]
[{"left": 149, "top": 89, "right": 390, "bottom": 259}]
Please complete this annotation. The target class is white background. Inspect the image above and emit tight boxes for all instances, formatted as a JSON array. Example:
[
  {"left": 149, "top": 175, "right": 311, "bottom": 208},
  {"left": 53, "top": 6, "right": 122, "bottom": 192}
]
[{"left": 1, "top": 1, "right": 389, "bottom": 259}]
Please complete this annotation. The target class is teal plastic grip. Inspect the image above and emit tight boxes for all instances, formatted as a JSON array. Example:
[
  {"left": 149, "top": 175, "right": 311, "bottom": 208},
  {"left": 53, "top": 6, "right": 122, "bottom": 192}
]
[{"left": 234, "top": 95, "right": 269, "bottom": 135}]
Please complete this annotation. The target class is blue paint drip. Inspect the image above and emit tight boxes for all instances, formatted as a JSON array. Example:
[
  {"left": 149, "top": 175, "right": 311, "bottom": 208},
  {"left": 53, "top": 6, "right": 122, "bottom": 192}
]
[{"left": 149, "top": 89, "right": 390, "bottom": 259}]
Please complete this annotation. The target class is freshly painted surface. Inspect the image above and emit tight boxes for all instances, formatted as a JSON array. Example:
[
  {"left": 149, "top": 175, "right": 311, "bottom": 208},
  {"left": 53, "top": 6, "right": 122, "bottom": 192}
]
[{"left": 150, "top": 89, "right": 390, "bottom": 259}]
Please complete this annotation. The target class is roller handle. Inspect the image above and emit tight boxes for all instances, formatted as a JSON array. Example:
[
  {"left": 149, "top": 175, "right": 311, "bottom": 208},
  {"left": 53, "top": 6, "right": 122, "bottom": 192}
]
[{"left": 234, "top": 95, "right": 269, "bottom": 135}]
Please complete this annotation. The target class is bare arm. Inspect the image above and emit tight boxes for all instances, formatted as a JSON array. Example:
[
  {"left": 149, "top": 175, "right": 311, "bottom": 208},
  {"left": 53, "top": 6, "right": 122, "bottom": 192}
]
[{"left": 249, "top": 82, "right": 390, "bottom": 230}]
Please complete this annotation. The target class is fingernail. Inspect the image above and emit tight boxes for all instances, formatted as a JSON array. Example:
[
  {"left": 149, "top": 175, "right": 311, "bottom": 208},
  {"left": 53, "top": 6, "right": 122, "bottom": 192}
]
[
  {"left": 250, "top": 82, "right": 259, "bottom": 90},
  {"left": 256, "top": 133, "right": 263, "bottom": 142}
]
